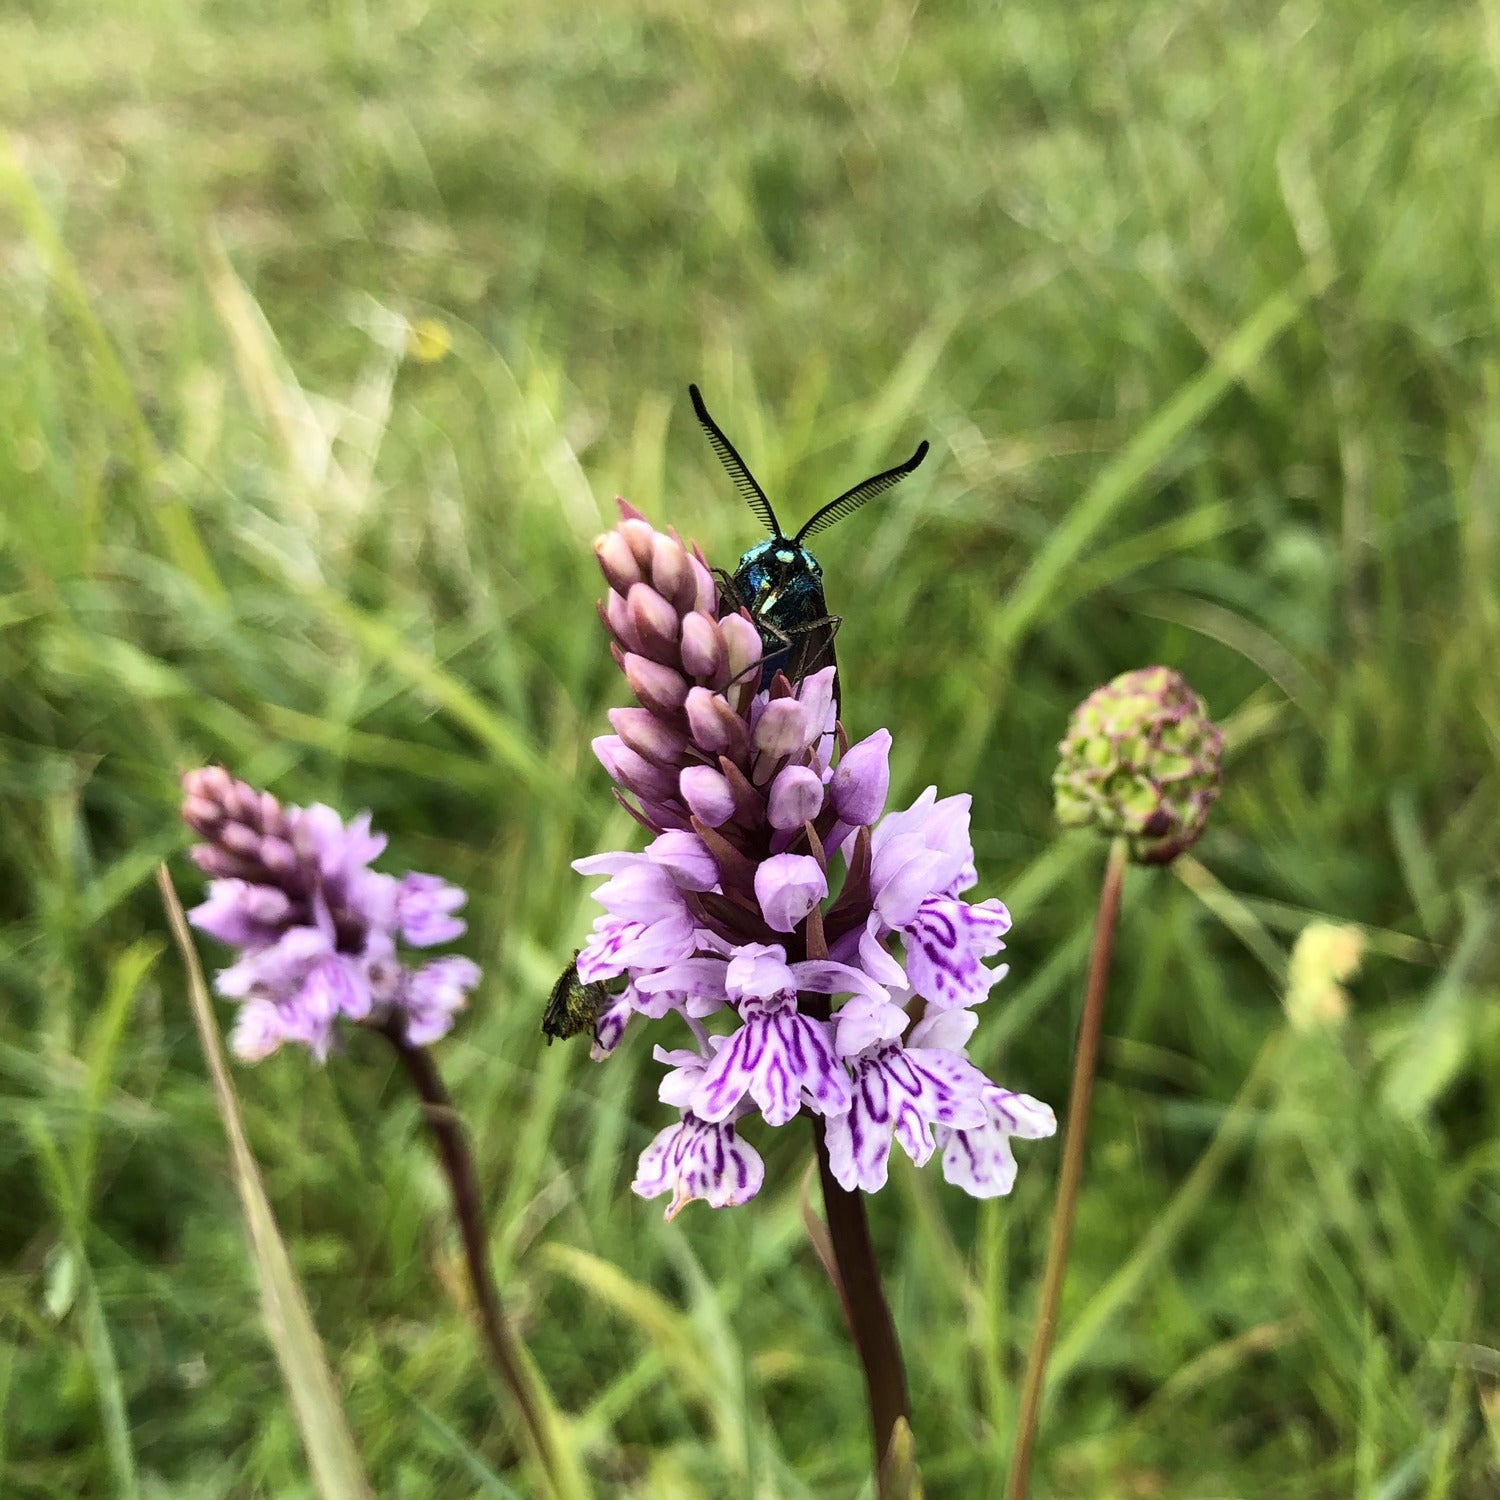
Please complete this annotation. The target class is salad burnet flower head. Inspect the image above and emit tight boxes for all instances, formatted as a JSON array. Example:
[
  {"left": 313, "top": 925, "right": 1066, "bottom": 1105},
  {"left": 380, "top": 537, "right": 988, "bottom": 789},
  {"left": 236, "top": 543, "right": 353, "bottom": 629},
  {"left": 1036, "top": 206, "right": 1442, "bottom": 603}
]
[
  {"left": 575, "top": 502, "right": 1055, "bottom": 1220},
  {"left": 181, "top": 767, "right": 479, "bottom": 1062}
]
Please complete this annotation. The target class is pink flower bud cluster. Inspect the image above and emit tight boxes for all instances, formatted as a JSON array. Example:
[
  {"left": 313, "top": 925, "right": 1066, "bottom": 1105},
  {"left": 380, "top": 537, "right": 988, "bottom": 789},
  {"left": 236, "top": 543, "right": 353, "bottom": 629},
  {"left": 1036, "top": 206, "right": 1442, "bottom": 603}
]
[{"left": 592, "top": 503, "right": 766, "bottom": 833}]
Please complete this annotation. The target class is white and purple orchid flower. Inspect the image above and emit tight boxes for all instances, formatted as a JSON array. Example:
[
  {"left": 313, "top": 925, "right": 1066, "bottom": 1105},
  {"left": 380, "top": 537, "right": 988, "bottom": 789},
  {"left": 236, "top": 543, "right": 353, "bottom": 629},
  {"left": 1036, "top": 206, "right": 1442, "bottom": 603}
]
[{"left": 574, "top": 505, "right": 1055, "bottom": 1223}]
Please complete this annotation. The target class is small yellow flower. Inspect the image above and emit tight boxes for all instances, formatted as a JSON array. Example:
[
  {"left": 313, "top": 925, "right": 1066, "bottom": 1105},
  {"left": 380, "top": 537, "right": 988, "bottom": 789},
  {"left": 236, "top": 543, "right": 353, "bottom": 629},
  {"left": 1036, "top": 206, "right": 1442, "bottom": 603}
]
[
  {"left": 406, "top": 317, "right": 453, "bottom": 365},
  {"left": 1284, "top": 921, "right": 1366, "bottom": 1032}
]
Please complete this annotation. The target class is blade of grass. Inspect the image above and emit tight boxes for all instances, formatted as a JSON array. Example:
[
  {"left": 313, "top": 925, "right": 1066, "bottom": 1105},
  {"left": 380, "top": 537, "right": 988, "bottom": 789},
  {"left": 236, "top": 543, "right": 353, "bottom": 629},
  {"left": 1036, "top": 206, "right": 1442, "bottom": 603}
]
[
  {"left": 0, "top": 136, "right": 224, "bottom": 597},
  {"left": 1046, "top": 1031, "right": 1283, "bottom": 1393},
  {"left": 985, "top": 266, "right": 1327, "bottom": 661},
  {"left": 74, "top": 937, "right": 162, "bottom": 1209},
  {"left": 538, "top": 1242, "right": 719, "bottom": 1417},
  {"left": 156, "top": 865, "right": 376, "bottom": 1500},
  {"left": 380, "top": 1370, "right": 525, "bottom": 1500},
  {"left": 28, "top": 1123, "right": 140, "bottom": 1500}
]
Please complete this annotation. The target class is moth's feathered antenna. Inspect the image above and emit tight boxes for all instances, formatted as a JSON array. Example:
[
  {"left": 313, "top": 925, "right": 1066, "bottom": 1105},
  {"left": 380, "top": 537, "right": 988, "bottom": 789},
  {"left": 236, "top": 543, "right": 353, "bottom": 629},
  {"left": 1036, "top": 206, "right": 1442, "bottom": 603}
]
[
  {"left": 690, "top": 384, "right": 783, "bottom": 539},
  {"left": 794, "top": 440, "right": 930, "bottom": 544}
]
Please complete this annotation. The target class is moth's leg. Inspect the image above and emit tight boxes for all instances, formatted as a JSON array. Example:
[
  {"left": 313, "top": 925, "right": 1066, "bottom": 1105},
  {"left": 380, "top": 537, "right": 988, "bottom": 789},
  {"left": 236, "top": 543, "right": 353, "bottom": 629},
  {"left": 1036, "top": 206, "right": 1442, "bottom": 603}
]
[
  {"left": 711, "top": 568, "right": 745, "bottom": 613},
  {"left": 784, "top": 613, "right": 841, "bottom": 675},
  {"left": 723, "top": 613, "right": 795, "bottom": 693}
]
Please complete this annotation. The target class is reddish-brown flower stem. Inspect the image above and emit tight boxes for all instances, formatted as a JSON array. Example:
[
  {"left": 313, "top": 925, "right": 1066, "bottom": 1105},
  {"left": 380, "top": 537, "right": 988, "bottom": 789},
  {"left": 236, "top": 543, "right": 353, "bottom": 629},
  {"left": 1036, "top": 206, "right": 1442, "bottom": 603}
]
[
  {"left": 810, "top": 1112, "right": 914, "bottom": 1496},
  {"left": 377, "top": 1019, "right": 578, "bottom": 1497},
  {"left": 802, "top": 919, "right": 917, "bottom": 1499},
  {"left": 1005, "top": 836, "right": 1129, "bottom": 1500}
]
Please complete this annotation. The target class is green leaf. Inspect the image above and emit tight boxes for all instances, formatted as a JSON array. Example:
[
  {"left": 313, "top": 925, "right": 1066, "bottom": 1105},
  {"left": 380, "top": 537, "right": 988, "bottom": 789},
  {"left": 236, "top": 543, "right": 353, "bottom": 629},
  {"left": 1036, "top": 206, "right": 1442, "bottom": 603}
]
[{"left": 156, "top": 866, "right": 376, "bottom": 1500}]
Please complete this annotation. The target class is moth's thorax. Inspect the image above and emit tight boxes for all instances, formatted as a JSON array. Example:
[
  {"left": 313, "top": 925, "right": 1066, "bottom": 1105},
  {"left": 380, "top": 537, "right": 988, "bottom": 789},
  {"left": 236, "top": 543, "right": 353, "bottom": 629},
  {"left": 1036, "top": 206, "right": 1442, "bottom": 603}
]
[
  {"left": 732, "top": 539, "right": 823, "bottom": 614},
  {"left": 729, "top": 538, "right": 829, "bottom": 670}
]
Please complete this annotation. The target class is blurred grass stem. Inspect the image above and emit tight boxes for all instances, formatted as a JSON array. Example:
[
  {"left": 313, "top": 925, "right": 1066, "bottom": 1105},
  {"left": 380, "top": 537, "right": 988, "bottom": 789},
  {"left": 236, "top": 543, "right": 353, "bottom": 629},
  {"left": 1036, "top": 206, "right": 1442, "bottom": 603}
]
[
  {"left": 1006, "top": 836, "right": 1128, "bottom": 1500},
  {"left": 377, "top": 1018, "right": 587, "bottom": 1500}
]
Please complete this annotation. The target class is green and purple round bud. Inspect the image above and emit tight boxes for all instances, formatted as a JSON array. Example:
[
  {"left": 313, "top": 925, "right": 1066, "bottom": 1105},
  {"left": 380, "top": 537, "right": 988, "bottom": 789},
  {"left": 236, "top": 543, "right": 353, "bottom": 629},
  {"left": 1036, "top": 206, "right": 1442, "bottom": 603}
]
[{"left": 1053, "top": 666, "right": 1223, "bottom": 865}]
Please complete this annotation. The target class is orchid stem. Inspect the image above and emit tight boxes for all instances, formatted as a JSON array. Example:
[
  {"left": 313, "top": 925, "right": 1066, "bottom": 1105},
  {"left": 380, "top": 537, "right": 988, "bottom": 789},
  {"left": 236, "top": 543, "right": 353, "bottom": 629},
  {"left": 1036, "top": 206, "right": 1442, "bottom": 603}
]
[
  {"left": 378, "top": 1020, "right": 583, "bottom": 1500},
  {"left": 802, "top": 903, "right": 920, "bottom": 1499},
  {"left": 1005, "top": 836, "right": 1129, "bottom": 1500},
  {"left": 812, "top": 1118, "right": 915, "bottom": 1498}
]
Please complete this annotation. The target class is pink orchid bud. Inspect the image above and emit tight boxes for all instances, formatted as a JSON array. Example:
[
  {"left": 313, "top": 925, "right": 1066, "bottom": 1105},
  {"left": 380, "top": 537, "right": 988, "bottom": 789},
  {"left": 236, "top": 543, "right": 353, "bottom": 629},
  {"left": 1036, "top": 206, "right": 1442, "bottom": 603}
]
[
  {"left": 754, "top": 853, "right": 828, "bottom": 933},
  {"left": 623, "top": 653, "right": 689, "bottom": 716},
  {"left": 595, "top": 528, "right": 644, "bottom": 593},
  {"left": 609, "top": 707, "right": 688, "bottom": 767},
  {"left": 181, "top": 795, "right": 223, "bottom": 836},
  {"left": 719, "top": 613, "right": 763, "bottom": 683},
  {"left": 604, "top": 589, "right": 642, "bottom": 653},
  {"left": 768, "top": 765, "right": 825, "bottom": 830},
  {"left": 594, "top": 736, "right": 678, "bottom": 801},
  {"left": 680, "top": 765, "right": 736, "bottom": 826},
  {"left": 752, "top": 698, "right": 809, "bottom": 759},
  {"left": 650, "top": 536, "right": 696, "bottom": 612},
  {"left": 679, "top": 612, "right": 728, "bottom": 683},
  {"left": 830, "top": 728, "right": 891, "bottom": 827},
  {"left": 619, "top": 518, "right": 658, "bottom": 572},
  {"left": 220, "top": 822, "right": 263, "bottom": 858},
  {"left": 627, "top": 582, "right": 680, "bottom": 660},
  {"left": 684, "top": 686, "right": 749, "bottom": 757}
]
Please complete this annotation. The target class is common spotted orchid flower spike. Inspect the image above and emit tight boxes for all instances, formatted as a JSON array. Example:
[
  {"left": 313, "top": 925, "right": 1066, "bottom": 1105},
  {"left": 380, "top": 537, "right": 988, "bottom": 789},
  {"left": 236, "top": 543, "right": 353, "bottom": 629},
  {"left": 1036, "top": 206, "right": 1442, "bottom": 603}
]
[
  {"left": 577, "top": 501, "right": 1055, "bottom": 1221},
  {"left": 181, "top": 767, "right": 479, "bottom": 1061}
]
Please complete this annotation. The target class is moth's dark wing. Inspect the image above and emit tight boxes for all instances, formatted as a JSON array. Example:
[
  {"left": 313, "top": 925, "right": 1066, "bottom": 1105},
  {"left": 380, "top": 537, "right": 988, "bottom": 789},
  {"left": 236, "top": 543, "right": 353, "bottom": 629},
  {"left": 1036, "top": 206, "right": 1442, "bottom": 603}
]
[
  {"left": 794, "top": 440, "right": 930, "bottom": 544},
  {"left": 540, "top": 962, "right": 576, "bottom": 1042},
  {"left": 786, "top": 615, "right": 842, "bottom": 715},
  {"left": 689, "top": 384, "right": 784, "bottom": 539}
]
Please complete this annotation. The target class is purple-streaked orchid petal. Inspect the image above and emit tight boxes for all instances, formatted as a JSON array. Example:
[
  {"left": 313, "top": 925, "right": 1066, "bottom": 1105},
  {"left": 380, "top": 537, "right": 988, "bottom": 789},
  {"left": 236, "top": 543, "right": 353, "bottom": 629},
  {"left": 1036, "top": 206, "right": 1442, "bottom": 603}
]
[
  {"left": 940, "top": 1088, "right": 1056, "bottom": 1198},
  {"left": 824, "top": 1062, "right": 896, "bottom": 1192},
  {"left": 589, "top": 994, "right": 635, "bottom": 1058},
  {"left": 576, "top": 908, "right": 697, "bottom": 983},
  {"left": 690, "top": 997, "right": 849, "bottom": 1126},
  {"left": 631, "top": 1113, "right": 765, "bottom": 1220},
  {"left": 903, "top": 894, "right": 1011, "bottom": 1009},
  {"left": 824, "top": 1040, "right": 990, "bottom": 1192},
  {"left": 755, "top": 853, "right": 828, "bottom": 933}
]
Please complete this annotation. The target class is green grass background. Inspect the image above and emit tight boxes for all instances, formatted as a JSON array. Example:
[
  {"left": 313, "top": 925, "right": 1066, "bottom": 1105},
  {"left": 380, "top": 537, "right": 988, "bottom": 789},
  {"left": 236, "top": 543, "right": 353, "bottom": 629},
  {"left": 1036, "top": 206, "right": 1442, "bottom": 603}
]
[{"left": 3, "top": 0, "right": 1498, "bottom": 1495}]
